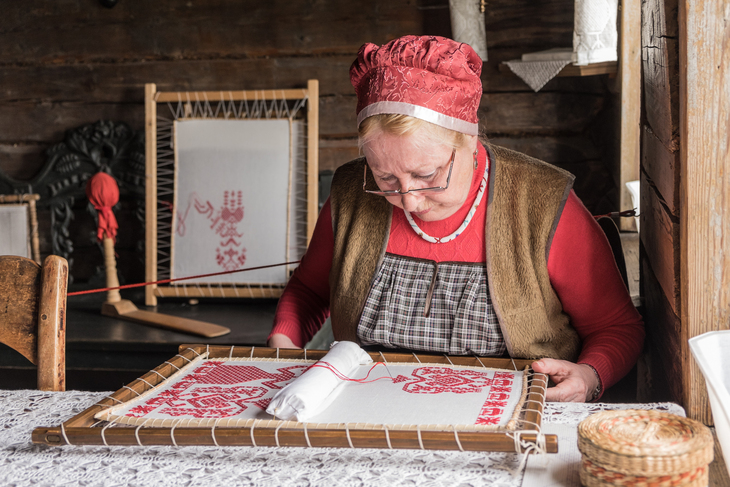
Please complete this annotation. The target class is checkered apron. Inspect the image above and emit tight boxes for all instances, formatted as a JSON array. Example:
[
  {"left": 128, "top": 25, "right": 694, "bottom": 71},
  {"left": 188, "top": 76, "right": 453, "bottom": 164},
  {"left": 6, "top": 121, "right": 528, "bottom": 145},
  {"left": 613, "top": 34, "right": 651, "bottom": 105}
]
[{"left": 357, "top": 253, "right": 506, "bottom": 356}]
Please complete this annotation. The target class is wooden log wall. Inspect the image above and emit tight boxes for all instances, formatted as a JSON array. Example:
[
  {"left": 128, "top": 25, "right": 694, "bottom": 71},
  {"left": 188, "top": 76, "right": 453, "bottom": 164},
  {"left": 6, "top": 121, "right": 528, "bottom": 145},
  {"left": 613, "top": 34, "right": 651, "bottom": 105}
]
[
  {"left": 678, "top": 0, "right": 730, "bottom": 424},
  {"left": 638, "top": 0, "right": 681, "bottom": 403},
  {"left": 0, "top": 0, "right": 618, "bottom": 282}
]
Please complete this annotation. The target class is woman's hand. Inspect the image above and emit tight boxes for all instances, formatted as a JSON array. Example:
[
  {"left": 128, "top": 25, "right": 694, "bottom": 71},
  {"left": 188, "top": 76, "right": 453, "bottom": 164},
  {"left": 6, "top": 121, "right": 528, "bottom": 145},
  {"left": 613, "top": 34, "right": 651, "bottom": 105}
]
[
  {"left": 531, "top": 359, "right": 599, "bottom": 402},
  {"left": 267, "top": 334, "right": 301, "bottom": 349}
]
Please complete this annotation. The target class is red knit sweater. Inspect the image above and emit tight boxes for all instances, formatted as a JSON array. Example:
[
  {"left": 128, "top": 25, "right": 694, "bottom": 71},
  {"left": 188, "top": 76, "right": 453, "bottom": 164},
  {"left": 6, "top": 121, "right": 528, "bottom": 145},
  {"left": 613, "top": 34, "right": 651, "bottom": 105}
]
[{"left": 270, "top": 147, "right": 644, "bottom": 393}]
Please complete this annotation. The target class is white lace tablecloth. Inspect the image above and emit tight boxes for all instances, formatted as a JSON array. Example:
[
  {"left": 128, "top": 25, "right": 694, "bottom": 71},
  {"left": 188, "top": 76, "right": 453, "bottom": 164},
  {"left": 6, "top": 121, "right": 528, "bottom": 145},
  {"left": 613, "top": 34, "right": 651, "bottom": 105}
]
[{"left": 0, "top": 390, "right": 684, "bottom": 487}]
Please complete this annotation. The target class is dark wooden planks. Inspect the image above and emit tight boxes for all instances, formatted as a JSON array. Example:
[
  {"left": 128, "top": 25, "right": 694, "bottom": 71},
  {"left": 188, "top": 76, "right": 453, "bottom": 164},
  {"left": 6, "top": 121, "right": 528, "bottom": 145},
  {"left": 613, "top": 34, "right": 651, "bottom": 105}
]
[
  {"left": 640, "top": 256, "right": 683, "bottom": 404},
  {"left": 638, "top": 0, "right": 684, "bottom": 407},
  {"left": 0, "top": 1, "right": 423, "bottom": 64},
  {"left": 482, "top": 0, "right": 574, "bottom": 48},
  {"left": 641, "top": 0, "right": 679, "bottom": 151},
  {"left": 0, "top": 57, "right": 356, "bottom": 103},
  {"left": 479, "top": 93, "right": 605, "bottom": 133},
  {"left": 640, "top": 171, "right": 679, "bottom": 315},
  {"left": 642, "top": 124, "right": 679, "bottom": 215}
]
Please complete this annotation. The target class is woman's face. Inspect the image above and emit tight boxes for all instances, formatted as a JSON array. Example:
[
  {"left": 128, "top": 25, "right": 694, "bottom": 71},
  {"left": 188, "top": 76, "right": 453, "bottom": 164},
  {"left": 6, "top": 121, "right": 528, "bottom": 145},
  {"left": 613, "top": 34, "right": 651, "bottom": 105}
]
[{"left": 363, "top": 131, "right": 477, "bottom": 222}]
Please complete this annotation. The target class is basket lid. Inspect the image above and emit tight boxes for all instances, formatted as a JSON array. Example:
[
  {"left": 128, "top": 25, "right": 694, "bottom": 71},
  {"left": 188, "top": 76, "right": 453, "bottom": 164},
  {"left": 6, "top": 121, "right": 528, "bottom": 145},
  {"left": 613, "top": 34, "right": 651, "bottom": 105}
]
[{"left": 578, "top": 409, "right": 714, "bottom": 476}]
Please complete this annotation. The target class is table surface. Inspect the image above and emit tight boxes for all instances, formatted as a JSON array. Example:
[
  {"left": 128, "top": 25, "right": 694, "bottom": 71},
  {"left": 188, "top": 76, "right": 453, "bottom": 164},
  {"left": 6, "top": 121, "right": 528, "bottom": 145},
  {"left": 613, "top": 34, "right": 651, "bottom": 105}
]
[{"left": 3, "top": 390, "right": 725, "bottom": 487}]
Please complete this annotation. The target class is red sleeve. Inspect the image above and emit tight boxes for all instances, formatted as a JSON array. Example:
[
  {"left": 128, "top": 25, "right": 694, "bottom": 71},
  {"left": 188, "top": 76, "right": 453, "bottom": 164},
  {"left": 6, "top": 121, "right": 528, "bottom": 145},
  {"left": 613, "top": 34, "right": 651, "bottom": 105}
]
[
  {"left": 268, "top": 198, "right": 334, "bottom": 347},
  {"left": 547, "top": 191, "right": 645, "bottom": 395}
]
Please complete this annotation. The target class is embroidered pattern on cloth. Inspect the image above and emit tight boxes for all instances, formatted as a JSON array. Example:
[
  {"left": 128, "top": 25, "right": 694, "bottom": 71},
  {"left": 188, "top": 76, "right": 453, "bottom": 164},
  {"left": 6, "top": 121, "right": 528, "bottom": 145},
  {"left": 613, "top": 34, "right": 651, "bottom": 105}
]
[
  {"left": 358, "top": 253, "right": 505, "bottom": 356},
  {"left": 176, "top": 190, "right": 247, "bottom": 271},
  {"left": 96, "top": 356, "right": 525, "bottom": 430}
]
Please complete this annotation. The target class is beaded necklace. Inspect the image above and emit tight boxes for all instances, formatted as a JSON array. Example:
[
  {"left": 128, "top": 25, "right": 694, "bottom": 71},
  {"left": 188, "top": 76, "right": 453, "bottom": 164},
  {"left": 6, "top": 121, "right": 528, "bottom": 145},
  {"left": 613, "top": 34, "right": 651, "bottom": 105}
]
[{"left": 403, "top": 156, "right": 488, "bottom": 244}]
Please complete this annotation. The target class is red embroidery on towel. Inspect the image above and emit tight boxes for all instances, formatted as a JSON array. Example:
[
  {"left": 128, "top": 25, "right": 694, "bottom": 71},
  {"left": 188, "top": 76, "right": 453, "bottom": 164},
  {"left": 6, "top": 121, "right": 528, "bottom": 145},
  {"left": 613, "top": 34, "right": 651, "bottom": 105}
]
[
  {"left": 475, "top": 371, "right": 516, "bottom": 425},
  {"left": 176, "top": 190, "right": 247, "bottom": 271},
  {"left": 402, "top": 367, "right": 495, "bottom": 394},
  {"left": 126, "top": 362, "right": 308, "bottom": 419}
]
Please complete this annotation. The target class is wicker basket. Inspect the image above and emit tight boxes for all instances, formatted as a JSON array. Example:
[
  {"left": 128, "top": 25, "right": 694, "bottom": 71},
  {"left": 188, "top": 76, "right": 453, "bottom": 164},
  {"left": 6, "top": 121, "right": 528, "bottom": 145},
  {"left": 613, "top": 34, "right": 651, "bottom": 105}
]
[{"left": 577, "top": 410, "right": 713, "bottom": 486}]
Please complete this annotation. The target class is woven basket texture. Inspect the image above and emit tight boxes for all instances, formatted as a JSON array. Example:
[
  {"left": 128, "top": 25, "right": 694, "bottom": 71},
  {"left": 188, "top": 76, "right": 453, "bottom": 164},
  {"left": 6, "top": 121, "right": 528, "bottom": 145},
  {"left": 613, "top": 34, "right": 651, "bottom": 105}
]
[
  {"left": 579, "top": 460, "right": 708, "bottom": 487},
  {"left": 577, "top": 409, "right": 713, "bottom": 485}
]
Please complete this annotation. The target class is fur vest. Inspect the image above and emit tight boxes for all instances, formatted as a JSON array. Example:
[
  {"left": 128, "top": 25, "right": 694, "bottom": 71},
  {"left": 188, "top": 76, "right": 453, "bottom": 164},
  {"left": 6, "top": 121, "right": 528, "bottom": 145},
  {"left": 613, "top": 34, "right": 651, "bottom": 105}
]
[{"left": 328, "top": 144, "right": 580, "bottom": 360}]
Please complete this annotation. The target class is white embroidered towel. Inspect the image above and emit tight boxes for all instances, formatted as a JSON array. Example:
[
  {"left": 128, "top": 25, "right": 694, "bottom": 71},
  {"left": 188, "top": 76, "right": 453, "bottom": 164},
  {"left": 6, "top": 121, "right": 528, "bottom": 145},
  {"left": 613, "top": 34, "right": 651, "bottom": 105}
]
[
  {"left": 449, "top": 0, "right": 488, "bottom": 61},
  {"left": 573, "top": 0, "right": 618, "bottom": 65},
  {"left": 266, "top": 341, "right": 373, "bottom": 421}
]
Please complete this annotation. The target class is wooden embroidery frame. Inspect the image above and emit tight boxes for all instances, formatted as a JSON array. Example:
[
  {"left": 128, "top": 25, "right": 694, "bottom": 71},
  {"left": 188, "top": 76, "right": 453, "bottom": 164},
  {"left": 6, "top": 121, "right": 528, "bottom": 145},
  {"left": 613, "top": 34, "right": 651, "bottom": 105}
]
[
  {"left": 144, "top": 81, "right": 319, "bottom": 306},
  {"left": 0, "top": 193, "right": 41, "bottom": 264},
  {"left": 32, "top": 345, "right": 557, "bottom": 453}
]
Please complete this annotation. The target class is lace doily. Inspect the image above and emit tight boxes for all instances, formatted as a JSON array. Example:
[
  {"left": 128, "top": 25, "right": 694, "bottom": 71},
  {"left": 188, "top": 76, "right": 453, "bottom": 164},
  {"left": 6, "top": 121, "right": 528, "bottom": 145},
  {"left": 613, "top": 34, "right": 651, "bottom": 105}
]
[{"left": 0, "top": 390, "right": 684, "bottom": 487}]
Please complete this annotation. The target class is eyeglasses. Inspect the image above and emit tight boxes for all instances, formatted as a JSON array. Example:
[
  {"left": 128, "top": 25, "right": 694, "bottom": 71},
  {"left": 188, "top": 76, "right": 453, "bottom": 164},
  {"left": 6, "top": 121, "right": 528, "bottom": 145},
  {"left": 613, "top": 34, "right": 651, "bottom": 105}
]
[{"left": 363, "top": 148, "right": 456, "bottom": 196}]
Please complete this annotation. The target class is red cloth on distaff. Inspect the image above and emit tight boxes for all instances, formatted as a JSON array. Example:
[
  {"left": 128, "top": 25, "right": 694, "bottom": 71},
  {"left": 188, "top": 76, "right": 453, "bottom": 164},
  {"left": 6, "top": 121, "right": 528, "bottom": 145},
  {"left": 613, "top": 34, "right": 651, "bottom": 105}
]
[
  {"left": 85, "top": 172, "right": 119, "bottom": 242},
  {"left": 270, "top": 150, "right": 644, "bottom": 394}
]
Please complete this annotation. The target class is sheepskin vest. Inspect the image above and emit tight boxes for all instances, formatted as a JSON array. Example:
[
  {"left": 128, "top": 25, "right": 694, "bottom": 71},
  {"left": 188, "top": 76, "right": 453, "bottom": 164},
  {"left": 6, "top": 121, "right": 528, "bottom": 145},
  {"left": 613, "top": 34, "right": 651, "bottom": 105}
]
[{"left": 328, "top": 144, "right": 580, "bottom": 361}]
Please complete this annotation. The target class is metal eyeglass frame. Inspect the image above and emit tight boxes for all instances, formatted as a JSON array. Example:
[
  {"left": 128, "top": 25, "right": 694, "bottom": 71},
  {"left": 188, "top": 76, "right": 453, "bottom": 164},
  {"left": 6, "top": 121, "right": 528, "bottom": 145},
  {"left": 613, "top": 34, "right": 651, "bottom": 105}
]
[{"left": 362, "top": 148, "right": 457, "bottom": 196}]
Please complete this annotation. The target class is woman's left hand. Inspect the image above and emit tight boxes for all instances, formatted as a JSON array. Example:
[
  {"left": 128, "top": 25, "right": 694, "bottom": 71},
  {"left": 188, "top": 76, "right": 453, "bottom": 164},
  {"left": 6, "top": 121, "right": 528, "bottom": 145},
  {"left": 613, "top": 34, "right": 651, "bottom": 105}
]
[{"left": 531, "top": 358, "right": 599, "bottom": 402}]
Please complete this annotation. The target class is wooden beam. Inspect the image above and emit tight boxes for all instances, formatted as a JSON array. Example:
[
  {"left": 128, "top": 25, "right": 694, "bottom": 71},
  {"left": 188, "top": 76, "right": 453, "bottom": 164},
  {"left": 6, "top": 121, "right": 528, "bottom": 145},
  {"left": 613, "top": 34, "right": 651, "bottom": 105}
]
[
  {"left": 154, "top": 286, "right": 284, "bottom": 299},
  {"left": 642, "top": 124, "right": 679, "bottom": 215},
  {"left": 154, "top": 89, "right": 309, "bottom": 103},
  {"left": 679, "top": 0, "right": 730, "bottom": 423},
  {"left": 144, "top": 83, "right": 158, "bottom": 307},
  {"left": 306, "top": 79, "right": 319, "bottom": 243},
  {"left": 37, "top": 255, "right": 67, "bottom": 392},
  {"left": 618, "top": 0, "right": 642, "bottom": 230}
]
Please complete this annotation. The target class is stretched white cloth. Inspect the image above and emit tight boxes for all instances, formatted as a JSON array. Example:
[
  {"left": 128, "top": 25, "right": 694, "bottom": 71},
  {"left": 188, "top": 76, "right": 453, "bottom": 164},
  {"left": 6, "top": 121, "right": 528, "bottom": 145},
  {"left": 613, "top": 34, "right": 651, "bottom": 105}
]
[
  {"left": 266, "top": 341, "right": 373, "bottom": 421},
  {"left": 0, "top": 205, "right": 30, "bottom": 258}
]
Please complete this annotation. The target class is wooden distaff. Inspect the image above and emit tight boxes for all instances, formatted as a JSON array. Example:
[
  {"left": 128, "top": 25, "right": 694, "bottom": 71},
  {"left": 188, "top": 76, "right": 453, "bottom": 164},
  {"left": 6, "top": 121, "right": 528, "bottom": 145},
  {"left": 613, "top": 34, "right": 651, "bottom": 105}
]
[{"left": 86, "top": 172, "right": 229, "bottom": 338}]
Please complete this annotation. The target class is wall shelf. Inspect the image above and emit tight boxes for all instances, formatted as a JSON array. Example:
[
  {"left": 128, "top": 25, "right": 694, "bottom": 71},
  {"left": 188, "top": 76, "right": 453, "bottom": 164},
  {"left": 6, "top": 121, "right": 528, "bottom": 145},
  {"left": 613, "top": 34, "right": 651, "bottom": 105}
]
[{"left": 498, "top": 61, "right": 618, "bottom": 77}]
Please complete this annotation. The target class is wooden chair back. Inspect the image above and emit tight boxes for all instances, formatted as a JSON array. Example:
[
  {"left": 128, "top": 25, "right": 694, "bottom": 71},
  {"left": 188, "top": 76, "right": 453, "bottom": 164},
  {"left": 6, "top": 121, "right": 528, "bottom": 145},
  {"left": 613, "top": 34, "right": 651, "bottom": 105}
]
[{"left": 0, "top": 255, "right": 68, "bottom": 391}]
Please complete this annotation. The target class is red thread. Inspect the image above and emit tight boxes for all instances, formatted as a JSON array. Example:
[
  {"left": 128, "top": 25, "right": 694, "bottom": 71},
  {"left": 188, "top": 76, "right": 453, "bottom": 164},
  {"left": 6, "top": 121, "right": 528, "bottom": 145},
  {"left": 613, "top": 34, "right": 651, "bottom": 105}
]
[
  {"left": 67, "top": 260, "right": 301, "bottom": 296},
  {"left": 311, "top": 361, "right": 394, "bottom": 384}
]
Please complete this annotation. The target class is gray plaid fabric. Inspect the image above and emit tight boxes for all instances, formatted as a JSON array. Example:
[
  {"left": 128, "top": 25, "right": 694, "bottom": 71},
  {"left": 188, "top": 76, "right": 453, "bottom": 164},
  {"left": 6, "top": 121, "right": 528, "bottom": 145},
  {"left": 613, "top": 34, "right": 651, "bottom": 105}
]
[{"left": 357, "top": 253, "right": 506, "bottom": 356}]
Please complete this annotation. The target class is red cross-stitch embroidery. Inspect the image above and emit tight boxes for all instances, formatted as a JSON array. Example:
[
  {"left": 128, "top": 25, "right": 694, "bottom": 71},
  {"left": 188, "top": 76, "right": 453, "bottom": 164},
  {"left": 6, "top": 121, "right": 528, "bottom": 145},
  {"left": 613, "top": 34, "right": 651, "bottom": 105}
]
[
  {"left": 475, "top": 372, "right": 515, "bottom": 425},
  {"left": 157, "top": 386, "right": 268, "bottom": 418},
  {"left": 126, "top": 362, "right": 308, "bottom": 419},
  {"left": 175, "top": 190, "right": 247, "bottom": 271},
  {"left": 402, "top": 367, "right": 494, "bottom": 394}
]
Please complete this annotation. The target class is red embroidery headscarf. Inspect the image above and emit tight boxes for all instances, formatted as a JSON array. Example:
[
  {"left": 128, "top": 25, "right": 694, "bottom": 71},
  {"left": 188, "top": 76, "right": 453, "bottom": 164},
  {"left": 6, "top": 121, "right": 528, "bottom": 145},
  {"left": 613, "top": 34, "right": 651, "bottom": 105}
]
[
  {"left": 85, "top": 172, "right": 119, "bottom": 243},
  {"left": 350, "top": 35, "right": 483, "bottom": 135}
]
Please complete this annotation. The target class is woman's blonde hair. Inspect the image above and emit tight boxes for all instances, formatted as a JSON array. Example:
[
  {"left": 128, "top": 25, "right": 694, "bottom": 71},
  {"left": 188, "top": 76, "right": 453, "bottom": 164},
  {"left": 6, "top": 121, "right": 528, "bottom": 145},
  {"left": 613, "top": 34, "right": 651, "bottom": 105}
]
[{"left": 358, "top": 114, "right": 471, "bottom": 153}]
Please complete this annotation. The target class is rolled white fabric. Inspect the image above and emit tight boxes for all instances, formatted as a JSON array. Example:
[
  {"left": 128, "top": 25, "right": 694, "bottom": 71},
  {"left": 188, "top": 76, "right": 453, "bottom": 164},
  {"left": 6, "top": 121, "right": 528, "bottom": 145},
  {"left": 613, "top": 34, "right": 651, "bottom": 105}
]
[{"left": 266, "top": 341, "right": 373, "bottom": 422}]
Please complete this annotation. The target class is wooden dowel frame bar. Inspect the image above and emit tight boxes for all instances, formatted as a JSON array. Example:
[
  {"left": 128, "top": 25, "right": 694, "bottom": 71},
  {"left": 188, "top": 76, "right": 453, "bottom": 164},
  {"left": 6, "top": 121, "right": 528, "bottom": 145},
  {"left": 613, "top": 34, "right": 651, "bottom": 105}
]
[
  {"left": 154, "top": 286, "right": 284, "bottom": 299},
  {"left": 154, "top": 88, "right": 309, "bottom": 103}
]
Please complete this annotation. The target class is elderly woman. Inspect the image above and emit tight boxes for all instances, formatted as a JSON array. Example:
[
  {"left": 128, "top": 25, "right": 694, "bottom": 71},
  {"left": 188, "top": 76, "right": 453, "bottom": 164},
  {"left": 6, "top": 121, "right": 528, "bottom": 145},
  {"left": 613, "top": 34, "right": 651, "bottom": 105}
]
[{"left": 269, "top": 35, "right": 644, "bottom": 402}]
